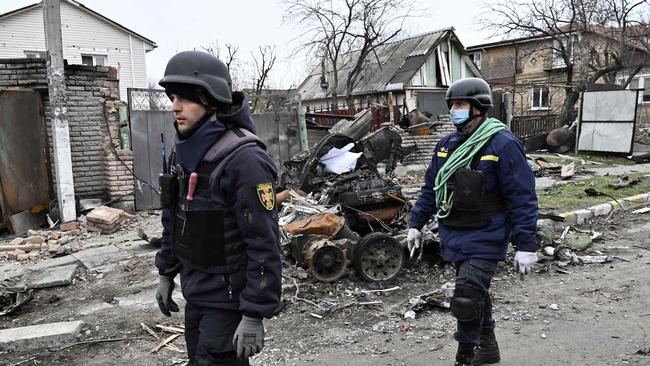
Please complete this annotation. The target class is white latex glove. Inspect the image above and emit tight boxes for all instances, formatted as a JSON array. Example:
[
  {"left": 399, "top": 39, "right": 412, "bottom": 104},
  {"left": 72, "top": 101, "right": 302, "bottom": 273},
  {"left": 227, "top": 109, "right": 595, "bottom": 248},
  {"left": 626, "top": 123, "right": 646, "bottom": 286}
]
[
  {"left": 514, "top": 251, "right": 538, "bottom": 275},
  {"left": 407, "top": 228, "right": 421, "bottom": 256}
]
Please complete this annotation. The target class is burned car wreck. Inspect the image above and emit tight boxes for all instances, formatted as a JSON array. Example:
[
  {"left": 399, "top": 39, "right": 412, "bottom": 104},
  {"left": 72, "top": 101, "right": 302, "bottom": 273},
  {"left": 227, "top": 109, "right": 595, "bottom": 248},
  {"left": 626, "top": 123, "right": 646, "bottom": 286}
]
[{"left": 277, "top": 123, "right": 429, "bottom": 283}]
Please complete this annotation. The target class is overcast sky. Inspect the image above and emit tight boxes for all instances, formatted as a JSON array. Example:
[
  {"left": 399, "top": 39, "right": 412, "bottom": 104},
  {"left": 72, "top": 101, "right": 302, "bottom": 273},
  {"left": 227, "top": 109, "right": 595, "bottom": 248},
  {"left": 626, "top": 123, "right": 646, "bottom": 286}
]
[{"left": 0, "top": 0, "right": 498, "bottom": 89}]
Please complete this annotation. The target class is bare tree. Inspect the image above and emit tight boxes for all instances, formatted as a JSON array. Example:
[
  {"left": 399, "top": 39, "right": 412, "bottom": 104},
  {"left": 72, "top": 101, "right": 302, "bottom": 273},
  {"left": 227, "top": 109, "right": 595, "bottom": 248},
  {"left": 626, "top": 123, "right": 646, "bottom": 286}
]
[
  {"left": 483, "top": 0, "right": 650, "bottom": 123},
  {"left": 250, "top": 45, "right": 278, "bottom": 113},
  {"left": 284, "top": 0, "right": 414, "bottom": 109},
  {"left": 342, "top": 0, "right": 411, "bottom": 106},
  {"left": 284, "top": 0, "right": 358, "bottom": 108}
]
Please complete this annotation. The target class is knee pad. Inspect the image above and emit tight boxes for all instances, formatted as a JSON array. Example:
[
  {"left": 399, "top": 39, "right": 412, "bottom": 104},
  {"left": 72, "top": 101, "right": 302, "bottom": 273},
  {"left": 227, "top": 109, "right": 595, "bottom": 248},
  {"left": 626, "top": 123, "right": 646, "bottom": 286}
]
[{"left": 450, "top": 284, "right": 484, "bottom": 325}]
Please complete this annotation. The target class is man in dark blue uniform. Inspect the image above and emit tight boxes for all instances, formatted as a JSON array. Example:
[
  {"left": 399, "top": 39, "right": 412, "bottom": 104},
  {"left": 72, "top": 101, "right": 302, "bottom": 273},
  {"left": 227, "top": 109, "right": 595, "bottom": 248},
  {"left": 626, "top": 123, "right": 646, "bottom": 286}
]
[
  {"left": 154, "top": 51, "right": 282, "bottom": 366},
  {"left": 407, "top": 78, "right": 539, "bottom": 366}
]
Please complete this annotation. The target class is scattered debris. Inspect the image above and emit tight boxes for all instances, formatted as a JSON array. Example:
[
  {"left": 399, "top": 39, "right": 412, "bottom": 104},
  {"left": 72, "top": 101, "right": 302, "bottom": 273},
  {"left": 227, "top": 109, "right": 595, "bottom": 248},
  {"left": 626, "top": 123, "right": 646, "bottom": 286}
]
[
  {"left": 140, "top": 322, "right": 185, "bottom": 354},
  {"left": 278, "top": 126, "right": 419, "bottom": 282},
  {"left": 608, "top": 176, "right": 642, "bottom": 190},
  {"left": 0, "top": 284, "right": 33, "bottom": 316},
  {"left": 401, "top": 288, "right": 451, "bottom": 319},
  {"left": 636, "top": 348, "right": 650, "bottom": 356},
  {"left": 560, "top": 162, "right": 575, "bottom": 180},
  {"left": 632, "top": 207, "right": 650, "bottom": 214}
]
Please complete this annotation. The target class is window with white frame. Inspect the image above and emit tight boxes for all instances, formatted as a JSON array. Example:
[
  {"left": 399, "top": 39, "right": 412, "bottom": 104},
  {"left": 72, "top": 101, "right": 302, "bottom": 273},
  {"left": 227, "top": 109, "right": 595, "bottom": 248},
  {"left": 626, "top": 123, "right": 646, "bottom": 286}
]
[
  {"left": 81, "top": 54, "right": 107, "bottom": 66},
  {"left": 630, "top": 76, "right": 650, "bottom": 103},
  {"left": 24, "top": 50, "right": 46, "bottom": 59},
  {"left": 551, "top": 35, "right": 577, "bottom": 69},
  {"left": 471, "top": 52, "right": 481, "bottom": 70},
  {"left": 531, "top": 87, "right": 550, "bottom": 109}
]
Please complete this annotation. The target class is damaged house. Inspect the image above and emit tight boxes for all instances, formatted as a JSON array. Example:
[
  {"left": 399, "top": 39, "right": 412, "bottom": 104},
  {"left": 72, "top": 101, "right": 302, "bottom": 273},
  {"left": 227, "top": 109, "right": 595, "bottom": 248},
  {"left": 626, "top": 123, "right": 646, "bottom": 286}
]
[
  {"left": 297, "top": 27, "right": 482, "bottom": 122},
  {"left": 0, "top": 1, "right": 157, "bottom": 234},
  {"left": 466, "top": 25, "right": 650, "bottom": 137}
]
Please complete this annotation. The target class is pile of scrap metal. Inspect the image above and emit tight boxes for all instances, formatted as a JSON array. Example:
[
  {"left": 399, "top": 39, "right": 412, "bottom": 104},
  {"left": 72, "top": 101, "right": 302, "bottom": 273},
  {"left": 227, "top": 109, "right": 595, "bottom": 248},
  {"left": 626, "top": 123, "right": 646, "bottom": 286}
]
[{"left": 278, "top": 114, "right": 419, "bottom": 283}]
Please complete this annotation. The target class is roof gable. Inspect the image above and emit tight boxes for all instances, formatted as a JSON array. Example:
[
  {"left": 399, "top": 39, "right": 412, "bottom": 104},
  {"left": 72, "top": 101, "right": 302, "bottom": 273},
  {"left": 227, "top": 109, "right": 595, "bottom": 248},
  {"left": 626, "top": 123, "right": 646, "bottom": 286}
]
[
  {"left": 0, "top": 0, "right": 156, "bottom": 47},
  {"left": 298, "top": 28, "right": 456, "bottom": 101}
]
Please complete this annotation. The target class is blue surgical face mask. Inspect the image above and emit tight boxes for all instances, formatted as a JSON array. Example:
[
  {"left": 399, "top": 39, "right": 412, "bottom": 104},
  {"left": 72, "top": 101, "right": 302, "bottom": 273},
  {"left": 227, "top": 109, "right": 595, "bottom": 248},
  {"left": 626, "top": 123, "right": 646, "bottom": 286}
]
[{"left": 450, "top": 109, "right": 471, "bottom": 126}]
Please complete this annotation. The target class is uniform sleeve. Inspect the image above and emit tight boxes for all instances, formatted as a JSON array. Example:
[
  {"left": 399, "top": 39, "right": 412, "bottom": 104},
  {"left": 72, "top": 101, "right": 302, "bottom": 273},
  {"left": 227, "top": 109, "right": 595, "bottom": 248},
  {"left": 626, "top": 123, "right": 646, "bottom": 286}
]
[
  {"left": 498, "top": 138, "right": 539, "bottom": 252},
  {"left": 409, "top": 141, "right": 441, "bottom": 230},
  {"left": 155, "top": 208, "right": 181, "bottom": 277},
  {"left": 222, "top": 146, "right": 282, "bottom": 319}
]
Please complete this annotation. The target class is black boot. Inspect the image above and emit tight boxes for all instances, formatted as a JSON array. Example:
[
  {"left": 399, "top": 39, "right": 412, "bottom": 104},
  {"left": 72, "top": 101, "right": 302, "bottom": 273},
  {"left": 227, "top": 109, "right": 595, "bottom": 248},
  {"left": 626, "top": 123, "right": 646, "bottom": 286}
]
[
  {"left": 454, "top": 343, "right": 475, "bottom": 366},
  {"left": 473, "top": 329, "right": 500, "bottom": 365}
]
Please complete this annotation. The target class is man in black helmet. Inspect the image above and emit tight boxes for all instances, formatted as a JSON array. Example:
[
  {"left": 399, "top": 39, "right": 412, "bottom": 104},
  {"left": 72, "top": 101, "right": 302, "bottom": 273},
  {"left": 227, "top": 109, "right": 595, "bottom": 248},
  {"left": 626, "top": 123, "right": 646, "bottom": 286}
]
[
  {"left": 154, "top": 50, "right": 282, "bottom": 366},
  {"left": 407, "top": 78, "right": 539, "bottom": 366}
]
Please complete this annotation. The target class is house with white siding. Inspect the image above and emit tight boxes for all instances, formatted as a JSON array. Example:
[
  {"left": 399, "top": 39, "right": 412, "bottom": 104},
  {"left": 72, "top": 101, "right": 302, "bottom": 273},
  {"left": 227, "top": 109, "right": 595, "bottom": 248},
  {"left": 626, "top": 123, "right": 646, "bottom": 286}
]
[{"left": 0, "top": 0, "right": 156, "bottom": 101}]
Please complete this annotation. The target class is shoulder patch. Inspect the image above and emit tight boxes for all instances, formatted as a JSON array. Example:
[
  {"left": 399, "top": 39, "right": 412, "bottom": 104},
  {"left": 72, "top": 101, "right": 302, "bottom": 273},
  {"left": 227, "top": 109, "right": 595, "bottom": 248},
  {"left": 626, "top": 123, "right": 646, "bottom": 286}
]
[{"left": 256, "top": 183, "right": 275, "bottom": 210}]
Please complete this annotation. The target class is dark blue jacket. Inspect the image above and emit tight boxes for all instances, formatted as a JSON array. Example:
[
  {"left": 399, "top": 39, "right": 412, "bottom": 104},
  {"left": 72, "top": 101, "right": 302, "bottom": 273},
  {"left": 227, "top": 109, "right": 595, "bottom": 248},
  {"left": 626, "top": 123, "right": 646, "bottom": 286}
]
[
  {"left": 155, "top": 93, "right": 282, "bottom": 319},
  {"left": 410, "top": 123, "right": 538, "bottom": 262}
]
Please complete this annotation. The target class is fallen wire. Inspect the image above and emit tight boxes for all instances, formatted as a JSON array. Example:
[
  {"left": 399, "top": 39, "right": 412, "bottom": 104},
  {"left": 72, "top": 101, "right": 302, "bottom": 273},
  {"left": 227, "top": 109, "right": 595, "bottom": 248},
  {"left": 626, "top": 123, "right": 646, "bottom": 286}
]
[
  {"left": 285, "top": 275, "right": 324, "bottom": 310},
  {"left": 48, "top": 336, "right": 149, "bottom": 352},
  {"left": 323, "top": 300, "right": 383, "bottom": 314},
  {"left": 341, "top": 205, "right": 393, "bottom": 232},
  {"left": 358, "top": 286, "right": 401, "bottom": 294}
]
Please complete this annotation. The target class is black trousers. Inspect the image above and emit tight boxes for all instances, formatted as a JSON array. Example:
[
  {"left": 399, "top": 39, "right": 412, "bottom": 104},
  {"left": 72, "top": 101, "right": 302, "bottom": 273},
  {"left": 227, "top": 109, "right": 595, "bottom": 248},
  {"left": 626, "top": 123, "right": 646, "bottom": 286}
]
[
  {"left": 453, "top": 258, "right": 498, "bottom": 346},
  {"left": 185, "top": 302, "right": 249, "bottom": 366}
]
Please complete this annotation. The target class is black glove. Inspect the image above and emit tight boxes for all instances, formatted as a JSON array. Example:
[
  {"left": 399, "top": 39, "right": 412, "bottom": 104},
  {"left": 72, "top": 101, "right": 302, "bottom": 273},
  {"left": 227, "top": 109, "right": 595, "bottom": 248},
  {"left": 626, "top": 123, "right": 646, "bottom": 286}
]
[
  {"left": 233, "top": 315, "right": 264, "bottom": 359},
  {"left": 155, "top": 275, "right": 179, "bottom": 316}
]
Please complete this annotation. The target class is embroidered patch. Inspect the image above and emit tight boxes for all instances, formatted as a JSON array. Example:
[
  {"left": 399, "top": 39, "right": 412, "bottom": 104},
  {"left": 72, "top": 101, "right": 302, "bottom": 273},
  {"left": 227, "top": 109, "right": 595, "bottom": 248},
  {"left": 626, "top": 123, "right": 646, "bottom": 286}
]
[{"left": 256, "top": 183, "right": 275, "bottom": 211}]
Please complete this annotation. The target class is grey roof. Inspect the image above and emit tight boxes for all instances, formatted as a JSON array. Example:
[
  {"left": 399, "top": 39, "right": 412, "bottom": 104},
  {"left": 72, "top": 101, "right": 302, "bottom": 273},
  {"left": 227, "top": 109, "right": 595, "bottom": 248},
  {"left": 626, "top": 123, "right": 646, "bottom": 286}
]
[{"left": 298, "top": 28, "right": 456, "bottom": 101}]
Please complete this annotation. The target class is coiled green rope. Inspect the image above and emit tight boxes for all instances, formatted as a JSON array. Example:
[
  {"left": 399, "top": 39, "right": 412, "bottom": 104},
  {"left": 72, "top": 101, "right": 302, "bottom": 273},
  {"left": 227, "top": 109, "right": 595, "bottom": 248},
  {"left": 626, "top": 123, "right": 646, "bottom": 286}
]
[{"left": 434, "top": 117, "right": 507, "bottom": 219}]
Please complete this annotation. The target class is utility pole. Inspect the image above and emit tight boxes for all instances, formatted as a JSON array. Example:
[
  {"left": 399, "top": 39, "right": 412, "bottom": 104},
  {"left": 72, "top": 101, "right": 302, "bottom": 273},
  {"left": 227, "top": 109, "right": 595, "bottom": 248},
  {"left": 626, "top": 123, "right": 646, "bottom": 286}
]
[{"left": 43, "top": 0, "right": 76, "bottom": 222}]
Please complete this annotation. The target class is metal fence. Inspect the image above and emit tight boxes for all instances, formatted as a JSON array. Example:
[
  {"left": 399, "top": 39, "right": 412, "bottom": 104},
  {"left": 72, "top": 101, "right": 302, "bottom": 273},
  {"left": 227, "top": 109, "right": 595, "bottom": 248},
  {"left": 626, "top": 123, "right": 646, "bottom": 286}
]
[
  {"left": 306, "top": 102, "right": 401, "bottom": 130},
  {"left": 511, "top": 114, "right": 568, "bottom": 138}
]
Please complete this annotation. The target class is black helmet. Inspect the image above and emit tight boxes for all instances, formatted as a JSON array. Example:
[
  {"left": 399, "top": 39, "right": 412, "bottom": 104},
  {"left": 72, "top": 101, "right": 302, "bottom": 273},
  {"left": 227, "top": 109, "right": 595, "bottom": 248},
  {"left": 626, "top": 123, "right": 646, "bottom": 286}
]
[
  {"left": 159, "top": 51, "right": 232, "bottom": 105},
  {"left": 445, "top": 77, "right": 493, "bottom": 113}
]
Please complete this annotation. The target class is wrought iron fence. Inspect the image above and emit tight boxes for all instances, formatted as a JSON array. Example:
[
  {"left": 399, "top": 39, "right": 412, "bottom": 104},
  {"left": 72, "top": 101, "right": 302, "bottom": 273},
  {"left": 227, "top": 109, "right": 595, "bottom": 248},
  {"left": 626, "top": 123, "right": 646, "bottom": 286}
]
[{"left": 127, "top": 88, "right": 171, "bottom": 111}]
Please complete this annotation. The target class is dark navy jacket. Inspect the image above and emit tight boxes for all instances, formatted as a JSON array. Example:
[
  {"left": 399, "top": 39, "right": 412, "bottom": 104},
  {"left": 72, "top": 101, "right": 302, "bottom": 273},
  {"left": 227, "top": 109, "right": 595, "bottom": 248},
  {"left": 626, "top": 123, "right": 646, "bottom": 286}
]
[
  {"left": 410, "top": 121, "right": 538, "bottom": 262},
  {"left": 155, "top": 93, "right": 282, "bottom": 319}
]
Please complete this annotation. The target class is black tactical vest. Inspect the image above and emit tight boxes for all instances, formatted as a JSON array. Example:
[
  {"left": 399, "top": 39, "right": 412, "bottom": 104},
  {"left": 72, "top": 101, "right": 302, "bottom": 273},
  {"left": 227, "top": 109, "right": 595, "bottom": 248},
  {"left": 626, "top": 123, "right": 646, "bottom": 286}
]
[{"left": 172, "top": 128, "right": 263, "bottom": 272}]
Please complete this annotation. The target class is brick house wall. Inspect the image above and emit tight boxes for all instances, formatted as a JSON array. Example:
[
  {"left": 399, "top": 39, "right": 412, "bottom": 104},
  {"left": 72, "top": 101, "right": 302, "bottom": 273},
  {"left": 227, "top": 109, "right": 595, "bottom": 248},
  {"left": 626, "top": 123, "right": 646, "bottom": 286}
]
[{"left": 0, "top": 58, "right": 134, "bottom": 211}]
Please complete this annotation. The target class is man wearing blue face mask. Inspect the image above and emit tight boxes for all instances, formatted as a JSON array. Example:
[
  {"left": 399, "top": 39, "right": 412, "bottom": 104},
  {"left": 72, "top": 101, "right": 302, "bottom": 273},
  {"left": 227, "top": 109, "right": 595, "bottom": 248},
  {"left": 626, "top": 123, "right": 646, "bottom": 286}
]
[{"left": 407, "top": 78, "right": 539, "bottom": 366}]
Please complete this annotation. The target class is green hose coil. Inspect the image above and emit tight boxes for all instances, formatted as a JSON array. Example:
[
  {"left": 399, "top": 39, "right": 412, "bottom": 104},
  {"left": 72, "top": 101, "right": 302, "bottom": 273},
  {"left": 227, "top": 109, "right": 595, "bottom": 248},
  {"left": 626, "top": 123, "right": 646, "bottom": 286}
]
[{"left": 434, "top": 118, "right": 507, "bottom": 219}]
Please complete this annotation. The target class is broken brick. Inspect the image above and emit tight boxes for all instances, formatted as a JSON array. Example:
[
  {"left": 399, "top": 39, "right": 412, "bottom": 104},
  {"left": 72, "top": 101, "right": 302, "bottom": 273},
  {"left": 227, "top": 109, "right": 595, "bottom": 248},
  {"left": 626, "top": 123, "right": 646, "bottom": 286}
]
[
  {"left": 47, "top": 244, "right": 62, "bottom": 253},
  {"left": 16, "top": 253, "right": 30, "bottom": 261},
  {"left": 26, "top": 236, "right": 45, "bottom": 245},
  {"left": 60, "top": 222, "right": 78, "bottom": 232},
  {"left": 7, "top": 249, "right": 26, "bottom": 260},
  {"left": 9, "top": 237, "right": 25, "bottom": 245},
  {"left": 87, "top": 206, "right": 124, "bottom": 226}
]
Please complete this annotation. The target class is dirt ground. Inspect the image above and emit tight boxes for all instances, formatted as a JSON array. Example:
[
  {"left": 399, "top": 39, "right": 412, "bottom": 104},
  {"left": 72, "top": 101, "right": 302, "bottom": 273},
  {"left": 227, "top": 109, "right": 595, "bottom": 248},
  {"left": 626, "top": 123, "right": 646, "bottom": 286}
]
[{"left": 1, "top": 209, "right": 649, "bottom": 366}]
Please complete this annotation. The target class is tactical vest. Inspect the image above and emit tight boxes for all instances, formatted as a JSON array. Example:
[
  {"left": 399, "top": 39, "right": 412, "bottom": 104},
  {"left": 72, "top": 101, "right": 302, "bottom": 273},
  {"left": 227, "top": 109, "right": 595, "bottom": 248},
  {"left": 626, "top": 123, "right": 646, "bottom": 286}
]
[
  {"left": 171, "top": 128, "right": 263, "bottom": 271},
  {"left": 441, "top": 134, "right": 506, "bottom": 229}
]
